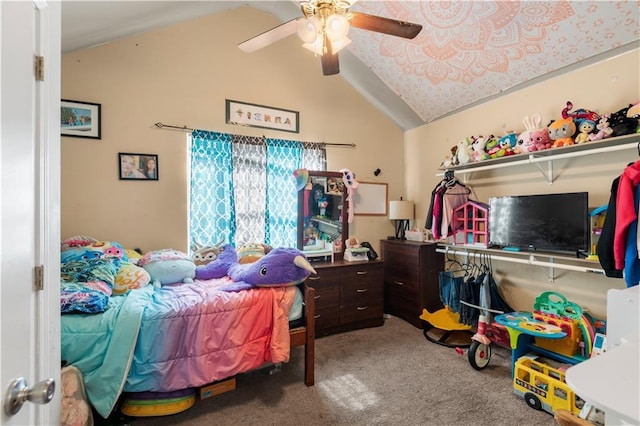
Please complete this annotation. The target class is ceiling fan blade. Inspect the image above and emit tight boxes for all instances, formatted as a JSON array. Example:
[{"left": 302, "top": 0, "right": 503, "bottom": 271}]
[
  {"left": 350, "top": 12, "right": 422, "bottom": 39},
  {"left": 321, "top": 51, "right": 340, "bottom": 76},
  {"left": 238, "top": 19, "right": 299, "bottom": 53}
]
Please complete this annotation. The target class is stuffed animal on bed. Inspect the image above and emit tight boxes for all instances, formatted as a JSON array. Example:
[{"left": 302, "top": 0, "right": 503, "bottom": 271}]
[
  {"left": 138, "top": 249, "right": 196, "bottom": 288},
  {"left": 195, "top": 245, "right": 316, "bottom": 292}
]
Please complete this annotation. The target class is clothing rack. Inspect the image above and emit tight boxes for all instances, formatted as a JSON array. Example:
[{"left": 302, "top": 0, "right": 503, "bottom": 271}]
[{"left": 153, "top": 122, "right": 356, "bottom": 148}]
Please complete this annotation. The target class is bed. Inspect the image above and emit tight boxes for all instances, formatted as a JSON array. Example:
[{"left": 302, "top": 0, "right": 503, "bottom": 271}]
[{"left": 59, "top": 241, "right": 315, "bottom": 419}]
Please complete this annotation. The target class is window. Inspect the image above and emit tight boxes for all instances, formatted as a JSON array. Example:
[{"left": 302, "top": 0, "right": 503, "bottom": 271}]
[{"left": 189, "top": 130, "right": 326, "bottom": 250}]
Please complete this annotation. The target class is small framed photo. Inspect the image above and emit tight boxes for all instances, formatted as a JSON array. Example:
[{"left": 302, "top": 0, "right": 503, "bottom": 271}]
[
  {"left": 61, "top": 99, "right": 101, "bottom": 139},
  {"left": 118, "top": 153, "right": 158, "bottom": 181}
]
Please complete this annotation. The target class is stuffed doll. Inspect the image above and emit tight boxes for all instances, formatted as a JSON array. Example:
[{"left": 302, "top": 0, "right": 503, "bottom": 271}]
[
  {"left": 139, "top": 249, "right": 196, "bottom": 288},
  {"left": 471, "top": 136, "right": 490, "bottom": 162},
  {"left": 516, "top": 115, "right": 551, "bottom": 153},
  {"left": 340, "top": 168, "right": 358, "bottom": 223},
  {"left": 195, "top": 245, "right": 316, "bottom": 292},
  {"left": 191, "top": 240, "right": 224, "bottom": 266},
  {"left": 610, "top": 104, "right": 639, "bottom": 136},
  {"left": 455, "top": 137, "right": 473, "bottom": 164},
  {"left": 574, "top": 119, "right": 596, "bottom": 144},
  {"left": 589, "top": 114, "right": 613, "bottom": 141}
]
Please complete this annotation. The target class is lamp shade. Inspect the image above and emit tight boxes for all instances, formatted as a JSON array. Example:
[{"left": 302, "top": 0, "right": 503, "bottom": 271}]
[{"left": 389, "top": 200, "right": 414, "bottom": 220}]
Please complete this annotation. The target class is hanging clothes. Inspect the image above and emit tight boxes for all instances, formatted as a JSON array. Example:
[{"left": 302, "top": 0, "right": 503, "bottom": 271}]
[
  {"left": 599, "top": 161, "right": 640, "bottom": 287},
  {"left": 597, "top": 176, "right": 623, "bottom": 278},
  {"left": 425, "top": 173, "right": 470, "bottom": 239},
  {"left": 614, "top": 161, "right": 640, "bottom": 271},
  {"left": 623, "top": 185, "right": 640, "bottom": 287}
]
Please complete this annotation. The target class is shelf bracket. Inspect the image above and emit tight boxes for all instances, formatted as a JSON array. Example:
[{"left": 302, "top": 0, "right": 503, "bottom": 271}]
[{"left": 532, "top": 159, "right": 554, "bottom": 185}]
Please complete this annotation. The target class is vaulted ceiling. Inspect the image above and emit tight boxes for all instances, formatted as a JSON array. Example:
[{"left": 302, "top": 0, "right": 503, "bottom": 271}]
[{"left": 61, "top": 1, "right": 640, "bottom": 131}]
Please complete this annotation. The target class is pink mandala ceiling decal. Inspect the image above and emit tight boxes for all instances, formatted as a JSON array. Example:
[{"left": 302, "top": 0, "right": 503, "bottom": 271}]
[{"left": 347, "top": 1, "right": 638, "bottom": 123}]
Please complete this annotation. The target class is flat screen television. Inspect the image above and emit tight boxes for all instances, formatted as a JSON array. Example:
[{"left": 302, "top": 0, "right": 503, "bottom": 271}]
[{"left": 488, "top": 192, "right": 589, "bottom": 255}]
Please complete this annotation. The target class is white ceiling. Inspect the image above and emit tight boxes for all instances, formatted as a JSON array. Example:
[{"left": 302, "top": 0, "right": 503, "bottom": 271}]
[{"left": 61, "top": 1, "right": 640, "bottom": 131}]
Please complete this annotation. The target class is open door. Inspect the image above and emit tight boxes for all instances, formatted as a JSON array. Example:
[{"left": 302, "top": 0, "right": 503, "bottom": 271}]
[{"left": 0, "top": 1, "right": 61, "bottom": 424}]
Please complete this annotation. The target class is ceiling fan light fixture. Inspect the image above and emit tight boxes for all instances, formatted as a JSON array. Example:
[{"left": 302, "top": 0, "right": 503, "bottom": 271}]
[
  {"left": 297, "top": 16, "right": 322, "bottom": 44},
  {"left": 329, "top": 36, "right": 351, "bottom": 54},
  {"left": 325, "top": 14, "right": 350, "bottom": 42},
  {"left": 302, "top": 39, "right": 324, "bottom": 56}
]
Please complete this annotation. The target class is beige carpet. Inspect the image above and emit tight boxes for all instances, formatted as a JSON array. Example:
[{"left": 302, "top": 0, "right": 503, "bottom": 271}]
[{"left": 127, "top": 316, "right": 557, "bottom": 426}]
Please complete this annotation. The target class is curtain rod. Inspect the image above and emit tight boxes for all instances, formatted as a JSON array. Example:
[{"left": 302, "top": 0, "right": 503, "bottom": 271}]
[{"left": 154, "top": 122, "right": 356, "bottom": 148}]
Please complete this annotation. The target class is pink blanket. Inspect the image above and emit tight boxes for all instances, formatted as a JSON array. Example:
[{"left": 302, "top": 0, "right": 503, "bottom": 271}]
[{"left": 124, "top": 277, "right": 296, "bottom": 392}]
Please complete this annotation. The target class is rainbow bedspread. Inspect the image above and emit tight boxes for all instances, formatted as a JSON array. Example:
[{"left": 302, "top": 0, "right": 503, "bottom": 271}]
[{"left": 61, "top": 277, "right": 296, "bottom": 418}]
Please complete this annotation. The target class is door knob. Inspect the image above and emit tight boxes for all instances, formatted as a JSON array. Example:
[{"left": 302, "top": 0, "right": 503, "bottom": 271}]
[{"left": 4, "top": 377, "right": 55, "bottom": 416}]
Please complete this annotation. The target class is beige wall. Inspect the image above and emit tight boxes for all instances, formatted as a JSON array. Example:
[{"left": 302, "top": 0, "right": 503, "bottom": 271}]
[
  {"left": 406, "top": 49, "right": 640, "bottom": 318},
  {"left": 61, "top": 6, "right": 404, "bottom": 254}
]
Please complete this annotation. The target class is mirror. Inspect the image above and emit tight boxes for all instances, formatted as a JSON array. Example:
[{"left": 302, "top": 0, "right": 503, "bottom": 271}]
[{"left": 297, "top": 171, "right": 349, "bottom": 260}]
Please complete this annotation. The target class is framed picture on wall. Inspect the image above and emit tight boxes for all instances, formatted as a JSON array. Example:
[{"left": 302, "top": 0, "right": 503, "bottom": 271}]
[
  {"left": 118, "top": 153, "right": 158, "bottom": 181},
  {"left": 61, "top": 99, "right": 101, "bottom": 139}
]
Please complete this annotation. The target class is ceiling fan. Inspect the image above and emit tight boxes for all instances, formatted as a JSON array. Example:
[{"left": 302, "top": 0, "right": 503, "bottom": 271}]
[{"left": 238, "top": 0, "right": 422, "bottom": 76}]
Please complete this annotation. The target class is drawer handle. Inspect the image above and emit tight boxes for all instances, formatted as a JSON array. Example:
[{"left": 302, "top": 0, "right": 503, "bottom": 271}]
[
  {"left": 314, "top": 295, "right": 321, "bottom": 300},
  {"left": 308, "top": 276, "right": 320, "bottom": 281},
  {"left": 314, "top": 314, "right": 321, "bottom": 319},
  {"left": 356, "top": 288, "right": 368, "bottom": 293},
  {"left": 356, "top": 271, "right": 368, "bottom": 275},
  {"left": 393, "top": 281, "right": 404, "bottom": 286},
  {"left": 356, "top": 306, "right": 368, "bottom": 311}
]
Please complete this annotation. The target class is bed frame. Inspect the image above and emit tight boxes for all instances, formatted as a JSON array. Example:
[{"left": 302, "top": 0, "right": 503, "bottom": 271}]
[{"left": 289, "top": 283, "right": 315, "bottom": 386}]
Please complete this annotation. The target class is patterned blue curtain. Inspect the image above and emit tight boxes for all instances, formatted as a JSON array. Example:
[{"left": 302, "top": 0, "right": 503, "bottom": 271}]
[
  {"left": 265, "top": 138, "right": 303, "bottom": 247},
  {"left": 190, "top": 130, "right": 235, "bottom": 247},
  {"left": 189, "top": 131, "right": 326, "bottom": 250}
]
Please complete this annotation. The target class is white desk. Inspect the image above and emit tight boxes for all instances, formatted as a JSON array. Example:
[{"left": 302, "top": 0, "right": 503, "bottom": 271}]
[{"left": 565, "top": 334, "right": 640, "bottom": 425}]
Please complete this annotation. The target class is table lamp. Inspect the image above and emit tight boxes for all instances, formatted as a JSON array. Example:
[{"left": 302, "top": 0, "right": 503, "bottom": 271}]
[{"left": 389, "top": 199, "right": 414, "bottom": 240}]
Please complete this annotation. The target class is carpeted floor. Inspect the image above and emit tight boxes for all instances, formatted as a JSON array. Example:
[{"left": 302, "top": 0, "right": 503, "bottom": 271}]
[{"left": 109, "top": 316, "right": 558, "bottom": 426}]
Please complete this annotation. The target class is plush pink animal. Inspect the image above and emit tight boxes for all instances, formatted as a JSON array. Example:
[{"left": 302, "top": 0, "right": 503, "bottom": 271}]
[{"left": 516, "top": 114, "right": 551, "bottom": 153}]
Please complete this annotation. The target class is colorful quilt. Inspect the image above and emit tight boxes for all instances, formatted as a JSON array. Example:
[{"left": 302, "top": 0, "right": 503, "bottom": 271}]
[{"left": 61, "top": 277, "right": 296, "bottom": 418}]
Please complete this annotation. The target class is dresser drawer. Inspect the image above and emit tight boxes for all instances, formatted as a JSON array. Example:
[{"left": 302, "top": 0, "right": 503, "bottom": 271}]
[
  {"left": 314, "top": 306, "right": 340, "bottom": 330},
  {"left": 340, "top": 300, "right": 384, "bottom": 324},
  {"left": 342, "top": 280, "right": 383, "bottom": 306}
]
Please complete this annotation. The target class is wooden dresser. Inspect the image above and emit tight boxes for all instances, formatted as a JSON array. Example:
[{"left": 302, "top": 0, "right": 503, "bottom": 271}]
[
  {"left": 306, "top": 260, "right": 384, "bottom": 337},
  {"left": 380, "top": 240, "right": 443, "bottom": 328}
]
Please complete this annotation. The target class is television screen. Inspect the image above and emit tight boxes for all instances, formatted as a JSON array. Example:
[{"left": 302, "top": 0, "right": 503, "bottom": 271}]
[{"left": 488, "top": 192, "right": 589, "bottom": 254}]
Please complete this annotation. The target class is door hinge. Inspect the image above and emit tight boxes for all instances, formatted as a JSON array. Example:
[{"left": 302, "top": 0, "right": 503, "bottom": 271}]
[
  {"left": 35, "top": 55, "right": 44, "bottom": 81},
  {"left": 34, "top": 265, "right": 44, "bottom": 291}
]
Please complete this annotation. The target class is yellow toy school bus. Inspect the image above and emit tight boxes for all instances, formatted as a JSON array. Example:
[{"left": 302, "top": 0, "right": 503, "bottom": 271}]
[{"left": 513, "top": 353, "right": 584, "bottom": 416}]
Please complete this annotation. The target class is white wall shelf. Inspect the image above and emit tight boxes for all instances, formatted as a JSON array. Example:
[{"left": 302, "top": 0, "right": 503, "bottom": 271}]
[
  {"left": 437, "top": 133, "right": 639, "bottom": 184},
  {"left": 436, "top": 244, "right": 604, "bottom": 282}
]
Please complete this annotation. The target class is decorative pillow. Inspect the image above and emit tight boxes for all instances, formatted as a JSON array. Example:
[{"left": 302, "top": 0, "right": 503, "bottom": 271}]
[
  {"left": 61, "top": 248, "right": 104, "bottom": 264},
  {"left": 87, "top": 241, "right": 129, "bottom": 262},
  {"left": 61, "top": 235, "right": 98, "bottom": 252},
  {"left": 113, "top": 262, "right": 151, "bottom": 295},
  {"left": 125, "top": 249, "right": 143, "bottom": 265}
]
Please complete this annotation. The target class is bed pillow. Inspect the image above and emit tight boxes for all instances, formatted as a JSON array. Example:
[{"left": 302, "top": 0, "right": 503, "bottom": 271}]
[
  {"left": 61, "top": 235, "right": 98, "bottom": 252},
  {"left": 113, "top": 262, "right": 151, "bottom": 295}
]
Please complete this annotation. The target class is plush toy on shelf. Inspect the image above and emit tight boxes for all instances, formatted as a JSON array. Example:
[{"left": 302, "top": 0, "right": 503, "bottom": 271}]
[
  {"left": 497, "top": 132, "right": 518, "bottom": 156},
  {"left": 589, "top": 114, "right": 613, "bottom": 141},
  {"left": 516, "top": 114, "right": 552, "bottom": 153},
  {"left": 610, "top": 104, "right": 639, "bottom": 136},
  {"left": 455, "top": 137, "right": 474, "bottom": 165},
  {"left": 471, "top": 136, "right": 490, "bottom": 162},
  {"left": 574, "top": 119, "right": 597, "bottom": 144},
  {"left": 548, "top": 102, "right": 579, "bottom": 148}
]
